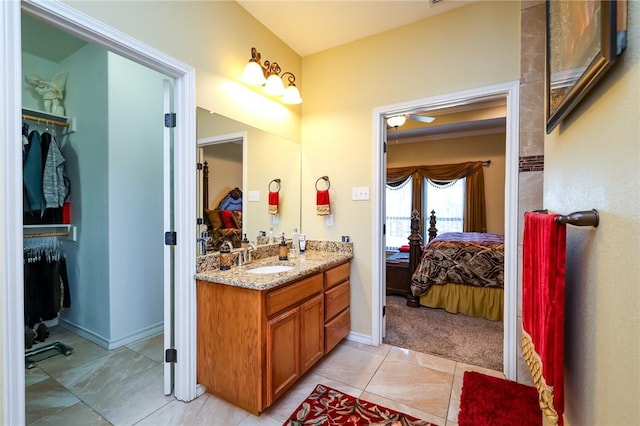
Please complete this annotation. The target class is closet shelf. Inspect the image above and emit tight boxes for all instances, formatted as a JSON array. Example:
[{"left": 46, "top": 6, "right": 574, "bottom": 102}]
[
  {"left": 24, "top": 224, "right": 76, "bottom": 241},
  {"left": 22, "top": 107, "right": 76, "bottom": 132}
]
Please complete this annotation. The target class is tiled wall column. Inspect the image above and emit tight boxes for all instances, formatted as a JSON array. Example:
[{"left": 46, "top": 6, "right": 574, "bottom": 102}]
[{"left": 517, "top": 0, "right": 546, "bottom": 385}]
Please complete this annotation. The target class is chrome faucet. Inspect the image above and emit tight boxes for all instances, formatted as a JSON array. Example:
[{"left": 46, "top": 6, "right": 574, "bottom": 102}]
[
  {"left": 238, "top": 242, "right": 257, "bottom": 266},
  {"left": 197, "top": 231, "right": 210, "bottom": 256}
]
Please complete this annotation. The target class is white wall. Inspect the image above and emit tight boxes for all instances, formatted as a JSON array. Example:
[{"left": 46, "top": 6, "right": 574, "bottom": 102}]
[
  {"left": 107, "top": 52, "right": 165, "bottom": 346},
  {"left": 57, "top": 43, "right": 111, "bottom": 339}
]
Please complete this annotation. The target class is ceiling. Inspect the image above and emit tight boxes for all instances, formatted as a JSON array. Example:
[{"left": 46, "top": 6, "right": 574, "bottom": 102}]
[{"left": 236, "top": 0, "right": 477, "bottom": 57}]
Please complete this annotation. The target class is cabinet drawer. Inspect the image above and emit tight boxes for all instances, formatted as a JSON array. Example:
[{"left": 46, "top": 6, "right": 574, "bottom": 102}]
[
  {"left": 324, "top": 262, "right": 350, "bottom": 289},
  {"left": 266, "top": 273, "right": 323, "bottom": 317},
  {"left": 324, "top": 280, "right": 350, "bottom": 321},
  {"left": 324, "top": 307, "right": 350, "bottom": 354}
]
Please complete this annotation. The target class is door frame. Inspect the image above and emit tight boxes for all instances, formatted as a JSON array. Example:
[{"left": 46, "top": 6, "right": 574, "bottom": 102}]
[
  {"left": 371, "top": 81, "right": 520, "bottom": 380},
  {"left": 1, "top": 1, "right": 197, "bottom": 423}
]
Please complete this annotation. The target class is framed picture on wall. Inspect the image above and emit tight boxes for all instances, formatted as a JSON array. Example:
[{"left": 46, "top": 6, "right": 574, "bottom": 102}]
[{"left": 546, "top": 0, "right": 628, "bottom": 133}]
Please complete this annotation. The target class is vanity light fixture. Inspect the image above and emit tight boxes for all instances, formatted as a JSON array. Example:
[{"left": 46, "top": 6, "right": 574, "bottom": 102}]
[{"left": 241, "top": 47, "right": 302, "bottom": 105}]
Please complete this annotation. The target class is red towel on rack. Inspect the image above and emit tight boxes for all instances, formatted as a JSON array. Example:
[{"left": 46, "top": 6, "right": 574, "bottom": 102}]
[
  {"left": 521, "top": 212, "right": 566, "bottom": 426},
  {"left": 268, "top": 191, "right": 279, "bottom": 215},
  {"left": 316, "top": 189, "right": 330, "bottom": 215}
]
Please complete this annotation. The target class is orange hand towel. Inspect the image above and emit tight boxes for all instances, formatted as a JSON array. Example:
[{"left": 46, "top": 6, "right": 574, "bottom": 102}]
[
  {"left": 316, "top": 189, "right": 330, "bottom": 215},
  {"left": 268, "top": 191, "right": 279, "bottom": 215}
]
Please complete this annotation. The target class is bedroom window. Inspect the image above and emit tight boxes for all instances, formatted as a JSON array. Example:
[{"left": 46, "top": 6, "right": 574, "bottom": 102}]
[
  {"left": 423, "top": 178, "right": 465, "bottom": 234},
  {"left": 385, "top": 177, "right": 413, "bottom": 251}
]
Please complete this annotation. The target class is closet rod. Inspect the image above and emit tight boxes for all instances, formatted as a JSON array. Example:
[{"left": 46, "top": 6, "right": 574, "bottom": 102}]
[
  {"left": 24, "top": 231, "right": 71, "bottom": 238},
  {"left": 22, "top": 113, "right": 69, "bottom": 128}
]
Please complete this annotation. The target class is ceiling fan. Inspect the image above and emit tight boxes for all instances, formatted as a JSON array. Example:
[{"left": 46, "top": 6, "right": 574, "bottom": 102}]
[{"left": 386, "top": 113, "right": 435, "bottom": 128}]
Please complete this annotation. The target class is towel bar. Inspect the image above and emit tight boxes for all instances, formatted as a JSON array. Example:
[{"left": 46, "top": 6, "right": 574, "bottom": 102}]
[{"left": 534, "top": 209, "right": 599, "bottom": 227}]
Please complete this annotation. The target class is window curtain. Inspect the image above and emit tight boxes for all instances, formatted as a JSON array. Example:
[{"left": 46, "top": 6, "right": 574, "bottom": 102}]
[{"left": 387, "top": 161, "right": 486, "bottom": 232}]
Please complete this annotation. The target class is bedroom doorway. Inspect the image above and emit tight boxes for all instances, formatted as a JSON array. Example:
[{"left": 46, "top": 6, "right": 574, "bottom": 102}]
[{"left": 372, "top": 81, "right": 520, "bottom": 380}]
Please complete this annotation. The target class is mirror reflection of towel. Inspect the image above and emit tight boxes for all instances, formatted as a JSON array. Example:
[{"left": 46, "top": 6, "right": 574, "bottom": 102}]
[
  {"left": 268, "top": 191, "right": 279, "bottom": 215},
  {"left": 317, "top": 189, "right": 330, "bottom": 215}
]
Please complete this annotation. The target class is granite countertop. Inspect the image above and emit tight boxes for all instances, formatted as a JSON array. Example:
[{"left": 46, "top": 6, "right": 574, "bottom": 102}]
[{"left": 195, "top": 248, "right": 352, "bottom": 291}]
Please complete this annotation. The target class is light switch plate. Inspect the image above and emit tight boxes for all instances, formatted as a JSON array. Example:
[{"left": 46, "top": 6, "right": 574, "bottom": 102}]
[
  {"left": 352, "top": 186, "right": 370, "bottom": 200},
  {"left": 272, "top": 214, "right": 279, "bottom": 224},
  {"left": 248, "top": 190, "right": 260, "bottom": 202}
]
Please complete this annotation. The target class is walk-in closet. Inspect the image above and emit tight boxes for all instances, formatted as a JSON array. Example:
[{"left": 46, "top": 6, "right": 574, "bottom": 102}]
[{"left": 22, "top": 13, "right": 173, "bottom": 423}]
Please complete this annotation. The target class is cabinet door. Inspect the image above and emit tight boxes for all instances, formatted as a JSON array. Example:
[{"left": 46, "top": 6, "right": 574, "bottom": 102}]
[
  {"left": 266, "top": 308, "right": 300, "bottom": 406},
  {"left": 299, "top": 294, "right": 324, "bottom": 375}
]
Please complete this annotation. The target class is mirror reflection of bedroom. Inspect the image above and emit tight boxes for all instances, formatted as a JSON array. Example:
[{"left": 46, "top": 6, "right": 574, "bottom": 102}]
[
  {"left": 383, "top": 101, "right": 506, "bottom": 372},
  {"left": 198, "top": 139, "right": 244, "bottom": 253}
]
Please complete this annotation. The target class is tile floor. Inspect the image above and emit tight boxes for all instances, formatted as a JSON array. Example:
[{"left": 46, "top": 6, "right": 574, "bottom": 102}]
[{"left": 26, "top": 326, "right": 504, "bottom": 425}]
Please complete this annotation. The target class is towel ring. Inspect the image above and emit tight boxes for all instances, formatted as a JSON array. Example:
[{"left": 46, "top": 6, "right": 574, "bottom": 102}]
[
  {"left": 269, "top": 178, "right": 281, "bottom": 193},
  {"left": 315, "top": 176, "right": 330, "bottom": 191}
]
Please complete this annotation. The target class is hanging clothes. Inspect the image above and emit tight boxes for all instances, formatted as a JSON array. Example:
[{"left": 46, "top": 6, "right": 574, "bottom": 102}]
[
  {"left": 22, "top": 128, "right": 71, "bottom": 225},
  {"left": 23, "top": 237, "right": 71, "bottom": 332},
  {"left": 23, "top": 130, "right": 44, "bottom": 214}
]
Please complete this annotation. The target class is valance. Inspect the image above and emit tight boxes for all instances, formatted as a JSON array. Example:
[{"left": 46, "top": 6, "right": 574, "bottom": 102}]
[{"left": 387, "top": 161, "right": 486, "bottom": 232}]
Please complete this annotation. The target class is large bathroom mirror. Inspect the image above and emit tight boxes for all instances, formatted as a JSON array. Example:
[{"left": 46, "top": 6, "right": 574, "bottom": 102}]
[{"left": 197, "top": 107, "right": 301, "bottom": 252}]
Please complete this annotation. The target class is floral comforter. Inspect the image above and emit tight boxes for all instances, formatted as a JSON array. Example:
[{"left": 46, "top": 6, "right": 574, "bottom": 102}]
[{"left": 410, "top": 232, "right": 505, "bottom": 297}]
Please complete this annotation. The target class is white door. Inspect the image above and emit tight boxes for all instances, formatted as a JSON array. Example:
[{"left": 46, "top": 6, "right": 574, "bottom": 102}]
[
  {"left": 163, "top": 79, "right": 175, "bottom": 395},
  {"left": 381, "top": 134, "right": 388, "bottom": 339}
]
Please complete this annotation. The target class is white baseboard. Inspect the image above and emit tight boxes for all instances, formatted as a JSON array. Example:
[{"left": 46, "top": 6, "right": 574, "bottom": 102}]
[
  {"left": 61, "top": 319, "right": 163, "bottom": 350},
  {"left": 346, "top": 331, "right": 374, "bottom": 346}
]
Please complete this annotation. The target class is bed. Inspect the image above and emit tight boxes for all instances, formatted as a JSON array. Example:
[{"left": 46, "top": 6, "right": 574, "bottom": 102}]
[
  {"left": 202, "top": 161, "right": 243, "bottom": 251},
  {"left": 406, "top": 211, "right": 505, "bottom": 321}
]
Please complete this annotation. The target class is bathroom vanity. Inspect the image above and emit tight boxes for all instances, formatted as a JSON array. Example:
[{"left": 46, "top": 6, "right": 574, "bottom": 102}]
[{"left": 195, "top": 247, "right": 352, "bottom": 415}]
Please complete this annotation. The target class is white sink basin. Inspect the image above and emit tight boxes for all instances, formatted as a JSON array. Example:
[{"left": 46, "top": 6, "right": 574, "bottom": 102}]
[{"left": 247, "top": 265, "right": 294, "bottom": 274}]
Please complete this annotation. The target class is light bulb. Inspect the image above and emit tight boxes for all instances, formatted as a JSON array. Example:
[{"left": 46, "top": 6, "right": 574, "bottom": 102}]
[
  {"left": 263, "top": 74, "right": 285, "bottom": 96},
  {"left": 241, "top": 60, "right": 266, "bottom": 86},
  {"left": 282, "top": 85, "right": 302, "bottom": 104}
]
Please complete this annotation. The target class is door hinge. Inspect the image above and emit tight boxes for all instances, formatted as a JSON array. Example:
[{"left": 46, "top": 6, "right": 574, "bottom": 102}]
[
  {"left": 383, "top": 141, "right": 387, "bottom": 154},
  {"left": 165, "top": 348, "right": 177, "bottom": 363},
  {"left": 383, "top": 305, "right": 386, "bottom": 316},
  {"left": 197, "top": 162, "right": 203, "bottom": 170},
  {"left": 383, "top": 223, "right": 386, "bottom": 235},
  {"left": 197, "top": 217, "right": 204, "bottom": 225},
  {"left": 164, "top": 113, "right": 176, "bottom": 128},
  {"left": 164, "top": 231, "right": 177, "bottom": 246}
]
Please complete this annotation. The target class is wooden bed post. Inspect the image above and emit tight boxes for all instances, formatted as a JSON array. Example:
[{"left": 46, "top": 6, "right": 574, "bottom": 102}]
[
  {"left": 406, "top": 209, "right": 423, "bottom": 307},
  {"left": 203, "top": 161, "right": 209, "bottom": 216},
  {"left": 428, "top": 210, "right": 438, "bottom": 242}
]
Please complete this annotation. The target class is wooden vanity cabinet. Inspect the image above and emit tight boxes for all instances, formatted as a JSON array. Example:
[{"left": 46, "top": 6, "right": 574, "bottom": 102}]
[
  {"left": 196, "top": 260, "right": 350, "bottom": 415},
  {"left": 324, "top": 261, "right": 351, "bottom": 354},
  {"left": 265, "top": 273, "right": 324, "bottom": 406}
]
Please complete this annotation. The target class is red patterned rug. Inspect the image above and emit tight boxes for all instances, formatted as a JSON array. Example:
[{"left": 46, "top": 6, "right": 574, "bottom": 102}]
[
  {"left": 458, "top": 371, "right": 541, "bottom": 426},
  {"left": 284, "top": 384, "right": 435, "bottom": 425}
]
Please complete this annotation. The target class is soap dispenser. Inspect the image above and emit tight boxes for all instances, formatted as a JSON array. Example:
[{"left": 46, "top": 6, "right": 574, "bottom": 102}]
[
  {"left": 278, "top": 232, "right": 288, "bottom": 261},
  {"left": 220, "top": 241, "right": 232, "bottom": 270}
]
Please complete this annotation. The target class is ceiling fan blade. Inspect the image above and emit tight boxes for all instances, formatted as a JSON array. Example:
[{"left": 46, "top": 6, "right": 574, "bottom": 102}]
[{"left": 409, "top": 114, "right": 435, "bottom": 123}]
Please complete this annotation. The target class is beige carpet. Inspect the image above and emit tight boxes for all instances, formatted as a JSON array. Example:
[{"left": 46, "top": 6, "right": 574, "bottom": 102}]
[{"left": 383, "top": 295, "right": 503, "bottom": 371}]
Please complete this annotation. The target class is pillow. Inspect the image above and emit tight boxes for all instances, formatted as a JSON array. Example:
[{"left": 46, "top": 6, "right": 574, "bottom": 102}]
[
  {"left": 398, "top": 244, "right": 424, "bottom": 252},
  {"left": 220, "top": 210, "right": 236, "bottom": 228},
  {"left": 206, "top": 209, "right": 223, "bottom": 229},
  {"left": 231, "top": 210, "right": 242, "bottom": 229}
]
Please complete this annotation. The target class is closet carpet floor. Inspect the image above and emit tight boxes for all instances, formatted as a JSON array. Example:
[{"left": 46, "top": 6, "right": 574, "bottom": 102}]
[{"left": 25, "top": 326, "right": 503, "bottom": 425}]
